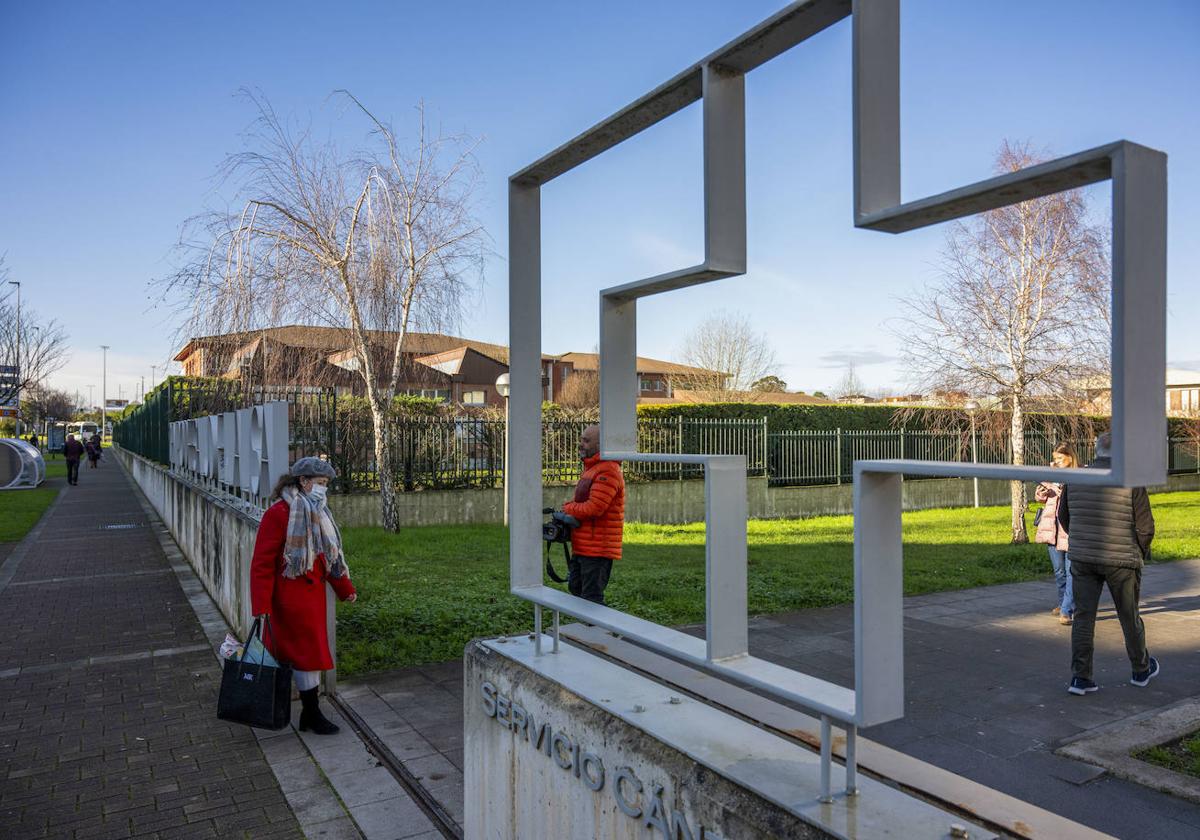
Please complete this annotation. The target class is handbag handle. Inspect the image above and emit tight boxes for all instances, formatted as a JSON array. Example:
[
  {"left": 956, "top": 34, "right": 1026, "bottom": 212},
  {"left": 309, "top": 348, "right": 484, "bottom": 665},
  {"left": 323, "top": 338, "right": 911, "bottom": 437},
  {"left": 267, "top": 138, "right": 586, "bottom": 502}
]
[{"left": 234, "top": 615, "right": 278, "bottom": 679}]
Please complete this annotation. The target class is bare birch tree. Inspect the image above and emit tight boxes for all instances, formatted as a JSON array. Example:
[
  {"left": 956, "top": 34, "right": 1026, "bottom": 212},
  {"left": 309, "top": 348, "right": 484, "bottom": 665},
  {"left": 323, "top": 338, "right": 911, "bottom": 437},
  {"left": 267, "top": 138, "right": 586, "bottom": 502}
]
[
  {"left": 896, "top": 141, "right": 1110, "bottom": 543},
  {"left": 159, "top": 91, "right": 486, "bottom": 530},
  {"left": 676, "top": 311, "right": 778, "bottom": 402}
]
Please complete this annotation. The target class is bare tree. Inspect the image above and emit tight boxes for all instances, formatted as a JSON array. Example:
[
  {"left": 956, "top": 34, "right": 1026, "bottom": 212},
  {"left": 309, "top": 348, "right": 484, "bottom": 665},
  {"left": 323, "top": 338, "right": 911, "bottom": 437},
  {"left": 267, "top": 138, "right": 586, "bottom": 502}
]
[
  {"left": 676, "top": 311, "right": 778, "bottom": 402},
  {"left": 158, "top": 91, "right": 487, "bottom": 530},
  {"left": 23, "top": 385, "right": 76, "bottom": 424},
  {"left": 833, "top": 363, "right": 866, "bottom": 399},
  {"left": 0, "top": 261, "right": 71, "bottom": 410},
  {"left": 895, "top": 141, "right": 1110, "bottom": 543},
  {"left": 556, "top": 370, "right": 599, "bottom": 411}
]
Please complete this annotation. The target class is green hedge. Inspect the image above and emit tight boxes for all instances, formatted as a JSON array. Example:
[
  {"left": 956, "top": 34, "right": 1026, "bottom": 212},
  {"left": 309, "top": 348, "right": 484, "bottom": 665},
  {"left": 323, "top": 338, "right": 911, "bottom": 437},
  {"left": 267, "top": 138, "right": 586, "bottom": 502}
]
[{"left": 635, "top": 402, "right": 945, "bottom": 432}]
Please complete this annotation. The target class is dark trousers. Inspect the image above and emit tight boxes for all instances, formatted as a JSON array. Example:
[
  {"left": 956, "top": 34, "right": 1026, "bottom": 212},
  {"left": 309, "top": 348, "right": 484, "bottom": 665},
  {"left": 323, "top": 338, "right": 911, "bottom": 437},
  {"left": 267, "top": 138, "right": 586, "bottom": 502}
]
[
  {"left": 1070, "top": 561, "right": 1149, "bottom": 679},
  {"left": 66, "top": 460, "right": 80, "bottom": 484},
  {"left": 568, "top": 555, "right": 613, "bottom": 605}
]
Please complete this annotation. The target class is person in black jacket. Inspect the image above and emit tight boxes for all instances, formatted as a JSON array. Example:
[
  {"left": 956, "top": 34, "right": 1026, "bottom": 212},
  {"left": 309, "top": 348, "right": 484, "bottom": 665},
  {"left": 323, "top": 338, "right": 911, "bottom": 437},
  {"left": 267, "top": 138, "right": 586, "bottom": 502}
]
[
  {"left": 1058, "top": 433, "right": 1158, "bottom": 696},
  {"left": 63, "top": 434, "right": 84, "bottom": 485}
]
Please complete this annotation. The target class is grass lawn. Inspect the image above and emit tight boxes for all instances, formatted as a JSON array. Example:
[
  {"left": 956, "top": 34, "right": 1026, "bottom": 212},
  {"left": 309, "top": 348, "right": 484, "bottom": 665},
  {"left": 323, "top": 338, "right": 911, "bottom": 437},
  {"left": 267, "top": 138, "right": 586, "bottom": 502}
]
[
  {"left": 0, "top": 459, "right": 66, "bottom": 543},
  {"left": 336, "top": 490, "right": 1200, "bottom": 677},
  {"left": 1136, "top": 730, "right": 1200, "bottom": 778}
]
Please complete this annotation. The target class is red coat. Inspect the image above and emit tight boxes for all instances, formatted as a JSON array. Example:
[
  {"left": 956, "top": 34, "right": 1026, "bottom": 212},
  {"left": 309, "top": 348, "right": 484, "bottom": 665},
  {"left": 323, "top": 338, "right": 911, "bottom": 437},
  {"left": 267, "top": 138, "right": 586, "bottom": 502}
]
[
  {"left": 250, "top": 500, "right": 355, "bottom": 671},
  {"left": 563, "top": 454, "right": 625, "bottom": 559}
]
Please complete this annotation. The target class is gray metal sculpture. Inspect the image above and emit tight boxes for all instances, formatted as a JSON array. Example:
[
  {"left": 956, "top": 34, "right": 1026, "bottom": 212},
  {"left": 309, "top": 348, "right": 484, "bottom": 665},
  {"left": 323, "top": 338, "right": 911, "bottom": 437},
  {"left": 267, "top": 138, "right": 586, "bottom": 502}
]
[{"left": 506, "top": 0, "right": 1166, "bottom": 802}]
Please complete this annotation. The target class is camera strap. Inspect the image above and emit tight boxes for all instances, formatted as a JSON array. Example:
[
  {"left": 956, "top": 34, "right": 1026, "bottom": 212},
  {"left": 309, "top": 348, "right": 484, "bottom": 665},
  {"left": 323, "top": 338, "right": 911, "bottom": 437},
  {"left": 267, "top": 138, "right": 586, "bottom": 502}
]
[{"left": 544, "top": 540, "right": 569, "bottom": 584}]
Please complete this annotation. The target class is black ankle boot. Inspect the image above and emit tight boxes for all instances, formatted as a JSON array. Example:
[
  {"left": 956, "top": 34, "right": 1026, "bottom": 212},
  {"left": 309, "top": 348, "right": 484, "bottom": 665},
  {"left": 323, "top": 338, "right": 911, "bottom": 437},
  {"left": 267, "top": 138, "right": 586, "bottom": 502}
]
[{"left": 298, "top": 688, "right": 339, "bottom": 735}]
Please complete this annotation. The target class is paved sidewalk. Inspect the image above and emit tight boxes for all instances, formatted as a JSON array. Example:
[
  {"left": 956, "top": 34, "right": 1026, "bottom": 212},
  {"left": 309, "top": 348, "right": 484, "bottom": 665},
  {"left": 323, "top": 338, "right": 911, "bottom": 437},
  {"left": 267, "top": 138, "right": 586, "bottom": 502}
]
[
  {"left": 344, "top": 558, "right": 1200, "bottom": 840},
  {"left": 0, "top": 460, "right": 304, "bottom": 839}
]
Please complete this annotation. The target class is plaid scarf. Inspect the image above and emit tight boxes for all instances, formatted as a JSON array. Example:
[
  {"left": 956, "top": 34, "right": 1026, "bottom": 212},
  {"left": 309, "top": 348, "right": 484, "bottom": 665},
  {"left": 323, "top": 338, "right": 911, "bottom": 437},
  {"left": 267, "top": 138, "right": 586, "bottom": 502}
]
[{"left": 280, "top": 486, "right": 348, "bottom": 580}]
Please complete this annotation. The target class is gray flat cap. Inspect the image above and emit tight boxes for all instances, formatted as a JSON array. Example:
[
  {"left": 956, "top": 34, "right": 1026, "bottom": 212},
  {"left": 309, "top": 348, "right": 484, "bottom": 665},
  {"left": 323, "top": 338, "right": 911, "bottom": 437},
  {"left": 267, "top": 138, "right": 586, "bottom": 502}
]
[{"left": 290, "top": 457, "right": 337, "bottom": 479}]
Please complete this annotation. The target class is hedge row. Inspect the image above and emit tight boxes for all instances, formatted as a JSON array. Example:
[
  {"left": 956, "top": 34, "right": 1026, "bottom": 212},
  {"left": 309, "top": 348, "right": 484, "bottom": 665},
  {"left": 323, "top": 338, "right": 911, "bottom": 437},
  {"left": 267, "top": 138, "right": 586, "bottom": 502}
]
[{"left": 634, "top": 402, "right": 1199, "bottom": 438}]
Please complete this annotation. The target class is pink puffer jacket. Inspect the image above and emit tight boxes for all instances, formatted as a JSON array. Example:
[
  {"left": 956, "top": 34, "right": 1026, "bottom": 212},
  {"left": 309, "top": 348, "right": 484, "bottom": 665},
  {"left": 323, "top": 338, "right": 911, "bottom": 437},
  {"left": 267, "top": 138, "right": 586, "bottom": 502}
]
[{"left": 1034, "top": 482, "right": 1069, "bottom": 551}]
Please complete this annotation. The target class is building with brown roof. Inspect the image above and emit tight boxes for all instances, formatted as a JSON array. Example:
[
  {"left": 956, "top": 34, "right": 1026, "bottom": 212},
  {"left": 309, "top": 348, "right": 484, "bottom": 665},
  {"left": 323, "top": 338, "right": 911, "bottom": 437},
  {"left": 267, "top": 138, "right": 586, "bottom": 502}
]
[
  {"left": 172, "top": 326, "right": 721, "bottom": 407},
  {"left": 552, "top": 352, "right": 720, "bottom": 400}
]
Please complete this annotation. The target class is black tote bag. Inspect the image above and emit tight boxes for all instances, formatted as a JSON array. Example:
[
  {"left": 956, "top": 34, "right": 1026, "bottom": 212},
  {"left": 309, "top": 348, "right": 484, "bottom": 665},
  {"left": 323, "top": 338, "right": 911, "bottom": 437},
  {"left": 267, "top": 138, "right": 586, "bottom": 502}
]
[{"left": 217, "top": 616, "right": 293, "bottom": 730}]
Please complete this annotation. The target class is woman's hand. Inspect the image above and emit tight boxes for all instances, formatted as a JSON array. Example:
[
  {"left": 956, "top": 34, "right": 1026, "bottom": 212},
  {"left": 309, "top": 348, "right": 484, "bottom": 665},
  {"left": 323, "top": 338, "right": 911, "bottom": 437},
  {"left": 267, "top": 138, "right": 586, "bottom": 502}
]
[{"left": 345, "top": 593, "right": 357, "bottom": 603}]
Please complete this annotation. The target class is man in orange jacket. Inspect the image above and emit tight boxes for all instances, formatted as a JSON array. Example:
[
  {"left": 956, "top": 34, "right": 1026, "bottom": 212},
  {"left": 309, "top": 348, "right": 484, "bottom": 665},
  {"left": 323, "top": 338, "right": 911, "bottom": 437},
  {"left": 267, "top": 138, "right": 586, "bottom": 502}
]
[{"left": 561, "top": 424, "right": 625, "bottom": 605}]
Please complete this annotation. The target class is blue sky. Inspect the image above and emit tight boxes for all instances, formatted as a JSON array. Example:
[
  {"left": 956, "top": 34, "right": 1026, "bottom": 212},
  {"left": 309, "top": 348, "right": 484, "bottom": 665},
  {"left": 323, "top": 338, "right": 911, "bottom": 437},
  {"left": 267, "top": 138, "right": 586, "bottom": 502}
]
[{"left": 2, "top": 0, "right": 1197, "bottom": 404}]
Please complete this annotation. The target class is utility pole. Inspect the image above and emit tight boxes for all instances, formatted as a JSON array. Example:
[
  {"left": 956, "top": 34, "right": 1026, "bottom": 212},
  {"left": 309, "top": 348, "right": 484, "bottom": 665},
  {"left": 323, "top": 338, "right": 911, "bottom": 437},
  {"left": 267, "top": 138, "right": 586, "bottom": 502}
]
[
  {"left": 7, "top": 280, "right": 19, "bottom": 437},
  {"left": 140, "top": 376, "right": 145, "bottom": 403},
  {"left": 101, "top": 345, "right": 110, "bottom": 440},
  {"left": 88, "top": 385, "right": 94, "bottom": 412}
]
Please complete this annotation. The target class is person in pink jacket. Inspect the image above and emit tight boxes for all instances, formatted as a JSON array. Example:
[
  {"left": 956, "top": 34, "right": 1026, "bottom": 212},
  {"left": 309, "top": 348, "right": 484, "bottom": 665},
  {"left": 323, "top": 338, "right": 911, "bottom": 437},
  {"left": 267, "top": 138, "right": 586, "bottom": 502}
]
[{"left": 1035, "top": 443, "right": 1077, "bottom": 625}]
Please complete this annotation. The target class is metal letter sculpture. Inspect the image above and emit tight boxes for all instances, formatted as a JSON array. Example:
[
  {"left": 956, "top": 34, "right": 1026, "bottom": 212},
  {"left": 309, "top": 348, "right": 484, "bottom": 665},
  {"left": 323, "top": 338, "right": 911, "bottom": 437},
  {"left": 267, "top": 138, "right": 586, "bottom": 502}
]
[
  {"left": 169, "top": 401, "right": 290, "bottom": 503},
  {"left": 506, "top": 0, "right": 1166, "bottom": 800}
]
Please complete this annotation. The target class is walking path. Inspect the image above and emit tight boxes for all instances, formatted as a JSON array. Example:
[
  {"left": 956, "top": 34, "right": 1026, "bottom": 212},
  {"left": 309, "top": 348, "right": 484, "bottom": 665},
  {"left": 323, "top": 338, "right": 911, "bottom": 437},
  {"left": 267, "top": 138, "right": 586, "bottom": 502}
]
[
  {"left": 344, "top": 556, "right": 1200, "bottom": 840},
  {"left": 1, "top": 459, "right": 342, "bottom": 839}
]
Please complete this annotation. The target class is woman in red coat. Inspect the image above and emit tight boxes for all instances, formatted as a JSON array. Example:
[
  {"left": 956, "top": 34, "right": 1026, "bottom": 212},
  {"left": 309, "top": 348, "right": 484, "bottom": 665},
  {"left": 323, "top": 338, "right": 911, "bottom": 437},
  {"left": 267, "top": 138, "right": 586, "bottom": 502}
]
[{"left": 251, "top": 457, "right": 356, "bottom": 734}]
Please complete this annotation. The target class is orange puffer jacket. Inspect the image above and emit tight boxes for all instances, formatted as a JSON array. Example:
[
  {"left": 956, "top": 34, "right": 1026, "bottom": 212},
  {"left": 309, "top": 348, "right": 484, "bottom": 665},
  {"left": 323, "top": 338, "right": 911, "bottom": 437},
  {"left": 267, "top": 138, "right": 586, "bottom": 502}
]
[{"left": 562, "top": 454, "right": 626, "bottom": 560}]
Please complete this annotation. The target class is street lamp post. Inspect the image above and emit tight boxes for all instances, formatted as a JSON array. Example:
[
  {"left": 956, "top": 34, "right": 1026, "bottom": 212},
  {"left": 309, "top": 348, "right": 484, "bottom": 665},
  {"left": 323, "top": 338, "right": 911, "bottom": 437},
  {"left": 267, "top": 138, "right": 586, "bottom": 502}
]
[
  {"left": 101, "top": 345, "right": 110, "bottom": 441},
  {"left": 495, "top": 373, "right": 511, "bottom": 526},
  {"left": 8, "top": 280, "right": 20, "bottom": 437},
  {"left": 965, "top": 400, "right": 980, "bottom": 508}
]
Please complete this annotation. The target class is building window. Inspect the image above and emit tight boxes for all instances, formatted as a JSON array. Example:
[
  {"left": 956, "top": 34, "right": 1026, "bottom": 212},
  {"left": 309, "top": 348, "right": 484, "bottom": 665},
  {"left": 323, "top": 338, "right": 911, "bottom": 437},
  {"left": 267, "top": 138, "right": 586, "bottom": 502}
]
[
  {"left": 639, "top": 378, "right": 655, "bottom": 392},
  {"left": 463, "top": 390, "right": 486, "bottom": 405}
]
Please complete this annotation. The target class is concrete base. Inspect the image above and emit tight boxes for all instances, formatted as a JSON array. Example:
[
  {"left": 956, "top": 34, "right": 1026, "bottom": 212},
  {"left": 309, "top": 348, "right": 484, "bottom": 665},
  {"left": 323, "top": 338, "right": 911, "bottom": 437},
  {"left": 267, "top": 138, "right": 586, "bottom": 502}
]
[{"left": 463, "top": 636, "right": 993, "bottom": 840}]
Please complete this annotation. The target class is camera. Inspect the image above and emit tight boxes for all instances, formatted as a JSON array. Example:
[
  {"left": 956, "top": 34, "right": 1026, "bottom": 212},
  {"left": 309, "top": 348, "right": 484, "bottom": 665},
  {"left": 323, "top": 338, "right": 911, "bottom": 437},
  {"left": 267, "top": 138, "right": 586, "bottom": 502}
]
[
  {"left": 541, "top": 508, "right": 579, "bottom": 584},
  {"left": 542, "top": 507, "right": 580, "bottom": 544}
]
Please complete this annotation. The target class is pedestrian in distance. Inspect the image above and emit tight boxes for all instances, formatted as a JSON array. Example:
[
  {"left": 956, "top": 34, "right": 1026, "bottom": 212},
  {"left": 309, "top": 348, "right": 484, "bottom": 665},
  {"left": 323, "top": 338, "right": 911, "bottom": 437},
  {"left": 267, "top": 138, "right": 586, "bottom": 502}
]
[
  {"left": 561, "top": 424, "right": 625, "bottom": 605},
  {"left": 250, "top": 457, "right": 356, "bottom": 735},
  {"left": 1034, "top": 443, "right": 1076, "bottom": 626},
  {"left": 63, "top": 434, "right": 84, "bottom": 485},
  {"left": 86, "top": 432, "right": 102, "bottom": 468},
  {"left": 1059, "top": 433, "right": 1158, "bottom": 696},
  {"left": 29, "top": 432, "right": 38, "bottom": 450}
]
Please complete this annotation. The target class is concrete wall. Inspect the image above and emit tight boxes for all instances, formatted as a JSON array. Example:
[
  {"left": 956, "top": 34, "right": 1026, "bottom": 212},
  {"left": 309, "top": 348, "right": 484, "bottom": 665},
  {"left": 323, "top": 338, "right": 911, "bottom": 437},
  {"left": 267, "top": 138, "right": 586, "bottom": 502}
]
[
  {"left": 464, "top": 636, "right": 985, "bottom": 839},
  {"left": 116, "top": 447, "right": 260, "bottom": 637}
]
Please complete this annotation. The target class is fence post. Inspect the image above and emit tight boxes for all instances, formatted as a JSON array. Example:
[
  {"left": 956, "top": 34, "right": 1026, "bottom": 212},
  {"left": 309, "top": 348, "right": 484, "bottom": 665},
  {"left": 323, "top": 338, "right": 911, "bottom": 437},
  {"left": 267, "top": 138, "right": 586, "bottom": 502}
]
[
  {"left": 836, "top": 428, "right": 842, "bottom": 485},
  {"left": 760, "top": 416, "right": 768, "bottom": 476},
  {"left": 677, "top": 414, "right": 684, "bottom": 481},
  {"left": 899, "top": 426, "right": 906, "bottom": 461}
]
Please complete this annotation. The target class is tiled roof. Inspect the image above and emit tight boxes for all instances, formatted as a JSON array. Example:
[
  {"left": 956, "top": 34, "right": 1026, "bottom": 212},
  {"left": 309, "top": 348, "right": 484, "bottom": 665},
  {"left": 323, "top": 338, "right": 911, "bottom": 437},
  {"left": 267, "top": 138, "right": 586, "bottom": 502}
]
[{"left": 556, "top": 352, "right": 718, "bottom": 377}]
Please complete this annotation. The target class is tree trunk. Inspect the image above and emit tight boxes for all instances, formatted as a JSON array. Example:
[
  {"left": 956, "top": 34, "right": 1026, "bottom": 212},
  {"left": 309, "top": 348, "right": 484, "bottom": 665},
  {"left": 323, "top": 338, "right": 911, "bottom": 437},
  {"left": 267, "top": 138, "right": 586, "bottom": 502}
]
[
  {"left": 370, "top": 400, "right": 400, "bottom": 532},
  {"left": 1009, "top": 395, "right": 1029, "bottom": 544}
]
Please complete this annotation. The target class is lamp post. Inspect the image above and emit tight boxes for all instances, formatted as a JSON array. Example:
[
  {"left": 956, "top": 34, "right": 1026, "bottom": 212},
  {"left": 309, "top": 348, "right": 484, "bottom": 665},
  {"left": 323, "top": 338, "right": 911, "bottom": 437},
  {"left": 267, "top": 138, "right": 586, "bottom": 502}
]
[
  {"left": 8, "top": 280, "right": 19, "bottom": 437},
  {"left": 495, "top": 373, "right": 511, "bottom": 526},
  {"left": 964, "top": 400, "right": 980, "bottom": 508},
  {"left": 100, "top": 345, "right": 110, "bottom": 441}
]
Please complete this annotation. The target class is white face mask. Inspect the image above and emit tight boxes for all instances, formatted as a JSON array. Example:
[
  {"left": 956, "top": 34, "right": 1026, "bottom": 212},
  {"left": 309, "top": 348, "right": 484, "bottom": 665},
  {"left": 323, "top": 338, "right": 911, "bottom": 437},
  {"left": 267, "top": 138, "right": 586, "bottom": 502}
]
[{"left": 307, "top": 484, "right": 328, "bottom": 503}]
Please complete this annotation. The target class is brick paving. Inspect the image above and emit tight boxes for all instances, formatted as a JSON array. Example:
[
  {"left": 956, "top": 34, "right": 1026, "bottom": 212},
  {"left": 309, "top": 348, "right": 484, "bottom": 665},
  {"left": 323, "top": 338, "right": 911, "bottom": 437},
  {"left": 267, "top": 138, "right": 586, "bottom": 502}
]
[
  {"left": 345, "top": 556, "right": 1200, "bottom": 840},
  {"left": 0, "top": 461, "right": 304, "bottom": 839}
]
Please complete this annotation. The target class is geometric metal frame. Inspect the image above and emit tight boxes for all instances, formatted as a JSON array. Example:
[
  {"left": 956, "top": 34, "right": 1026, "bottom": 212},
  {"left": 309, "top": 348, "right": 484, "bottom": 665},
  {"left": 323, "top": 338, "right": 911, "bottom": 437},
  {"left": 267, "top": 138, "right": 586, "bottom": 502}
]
[{"left": 507, "top": 0, "right": 1167, "bottom": 738}]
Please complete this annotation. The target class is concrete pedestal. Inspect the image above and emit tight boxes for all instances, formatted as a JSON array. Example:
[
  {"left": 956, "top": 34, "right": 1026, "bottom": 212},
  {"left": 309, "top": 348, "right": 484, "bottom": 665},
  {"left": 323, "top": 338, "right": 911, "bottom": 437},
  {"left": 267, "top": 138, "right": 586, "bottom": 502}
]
[{"left": 464, "top": 636, "right": 994, "bottom": 839}]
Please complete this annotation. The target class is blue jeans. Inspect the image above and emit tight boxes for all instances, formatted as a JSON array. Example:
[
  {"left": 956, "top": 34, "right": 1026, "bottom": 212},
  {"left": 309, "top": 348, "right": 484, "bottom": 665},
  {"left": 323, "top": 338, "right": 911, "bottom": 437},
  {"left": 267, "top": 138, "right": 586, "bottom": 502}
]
[{"left": 1048, "top": 546, "right": 1074, "bottom": 616}]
